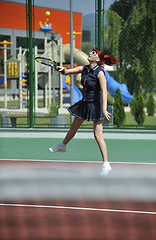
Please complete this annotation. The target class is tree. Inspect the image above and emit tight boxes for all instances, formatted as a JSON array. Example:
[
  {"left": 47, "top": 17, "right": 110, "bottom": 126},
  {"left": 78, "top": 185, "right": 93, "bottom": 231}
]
[
  {"left": 110, "top": 0, "right": 137, "bottom": 22},
  {"left": 130, "top": 93, "right": 137, "bottom": 116},
  {"left": 134, "top": 86, "right": 145, "bottom": 125},
  {"left": 113, "top": 88, "right": 125, "bottom": 126},
  {"left": 106, "top": 0, "right": 156, "bottom": 94},
  {"left": 146, "top": 93, "right": 155, "bottom": 116},
  {"left": 105, "top": 10, "right": 122, "bottom": 59}
]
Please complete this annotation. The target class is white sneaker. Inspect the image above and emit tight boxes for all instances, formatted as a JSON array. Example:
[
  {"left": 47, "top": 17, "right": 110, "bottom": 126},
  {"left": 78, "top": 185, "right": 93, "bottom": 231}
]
[
  {"left": 49, "top": 143, "right": 66, "bottom": 153},
  {"left": 100, "top": 162, "right": 112, "bottom": 175}
]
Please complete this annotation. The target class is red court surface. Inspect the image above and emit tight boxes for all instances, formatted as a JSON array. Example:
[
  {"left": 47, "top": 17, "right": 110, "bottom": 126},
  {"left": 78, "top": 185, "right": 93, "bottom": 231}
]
[
  {"left": 0, "top": 160, "right": 156, "bottom": 240},
  {"left": 0, "top": 159, "right": 156, "bottom": 174}
]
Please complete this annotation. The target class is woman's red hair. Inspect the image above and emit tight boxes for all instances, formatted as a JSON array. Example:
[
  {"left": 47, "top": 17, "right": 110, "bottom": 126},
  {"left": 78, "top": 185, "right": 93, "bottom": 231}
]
[{"left": 92, "top": 48, "right": 119, "bottom": 66}]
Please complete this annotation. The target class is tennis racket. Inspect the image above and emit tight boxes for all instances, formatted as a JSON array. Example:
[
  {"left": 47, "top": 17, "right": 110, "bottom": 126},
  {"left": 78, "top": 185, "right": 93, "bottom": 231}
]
[{"left": 35, "top": 57, "right": 64, "bottom": 72}]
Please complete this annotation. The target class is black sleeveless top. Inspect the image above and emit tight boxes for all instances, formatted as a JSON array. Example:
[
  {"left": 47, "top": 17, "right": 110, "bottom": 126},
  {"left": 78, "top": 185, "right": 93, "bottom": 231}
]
[
  {"left": 81, "top": 65, "right": 103, "bottom": 102},
  {"left": 68, "top": 65, "right": 111, "bottom": 121}
]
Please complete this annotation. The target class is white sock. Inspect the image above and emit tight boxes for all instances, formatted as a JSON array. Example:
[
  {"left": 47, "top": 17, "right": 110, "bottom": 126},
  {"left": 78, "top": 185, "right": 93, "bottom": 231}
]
[{"left": 103, "top": 162, "right": 109, "bottom": 166}]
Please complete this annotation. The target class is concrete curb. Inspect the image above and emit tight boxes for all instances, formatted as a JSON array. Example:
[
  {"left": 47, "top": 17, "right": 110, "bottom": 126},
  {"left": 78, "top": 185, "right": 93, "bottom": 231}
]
[{"left": 0, "top": 128, "right": 156, "bottom": 140}]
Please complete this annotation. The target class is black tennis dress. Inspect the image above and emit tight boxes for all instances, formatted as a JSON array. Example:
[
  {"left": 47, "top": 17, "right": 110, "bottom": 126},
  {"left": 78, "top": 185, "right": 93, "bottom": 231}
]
[{"left": 68, "top": 65, "right": 111, "bottom": 121}]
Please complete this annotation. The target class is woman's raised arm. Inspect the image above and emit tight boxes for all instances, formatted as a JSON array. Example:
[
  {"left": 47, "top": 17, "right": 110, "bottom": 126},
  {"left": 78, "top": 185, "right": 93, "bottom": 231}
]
[{"left": 57, "top": 66, "right": 83, "bottom": 75}]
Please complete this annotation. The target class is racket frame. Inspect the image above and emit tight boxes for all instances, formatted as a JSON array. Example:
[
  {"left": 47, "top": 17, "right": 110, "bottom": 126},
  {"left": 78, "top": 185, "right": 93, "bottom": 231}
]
[
  {"left": 35, "top": 57, "right": 57, "bottom": 69},
  {"left": 35, "top": 56, "right": 65, "bottom": 73}
]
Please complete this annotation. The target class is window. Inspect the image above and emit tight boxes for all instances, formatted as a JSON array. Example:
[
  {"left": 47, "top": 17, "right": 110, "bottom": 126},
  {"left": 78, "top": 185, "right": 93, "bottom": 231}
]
[
  {"left": 16, "top": 37, "right": 44, "bottom": 50},
  {"left": 82, "top": 30, "right": 91, "bottom": 42}
]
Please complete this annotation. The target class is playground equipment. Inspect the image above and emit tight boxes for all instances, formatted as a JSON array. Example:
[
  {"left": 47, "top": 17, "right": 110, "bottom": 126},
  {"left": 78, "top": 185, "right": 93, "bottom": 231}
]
[
  {"left": 62, "top": 75, "right": 82, "bottom": 103},
  {"left": 62, "top": 44, "right": 133, "bottom": 104},
  {"left": 39, "top": 14, "right": 53, "bottom": 33},
  {"left": 105, "top": 71, "right": 134, "bottom": 104},
  {"left": 0, "top": 40, "right": 13, "bottom": 108},
  {"left": 0, "top": 41, "right": 133, "bottom": 114},
  {"left": 21, "top": 74, "right": 27, "bottom": 106},
  {"left": 0, "top": 41, "right": 28, "bottom": 112},
  {"left": 35, "top": 16, "right": 84, "bottom": 114},
  {"left": 0, "top": 12, "right": 133, "bottom": 116}
]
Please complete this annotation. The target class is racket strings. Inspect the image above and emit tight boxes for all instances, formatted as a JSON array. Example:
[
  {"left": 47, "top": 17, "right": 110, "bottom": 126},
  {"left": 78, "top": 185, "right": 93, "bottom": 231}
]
[
  {"left": 35, "top": 57, "right": 56, "bottom": 67},
  {"left": 41, "top": 59, "right": 55, "bottom": 65}
]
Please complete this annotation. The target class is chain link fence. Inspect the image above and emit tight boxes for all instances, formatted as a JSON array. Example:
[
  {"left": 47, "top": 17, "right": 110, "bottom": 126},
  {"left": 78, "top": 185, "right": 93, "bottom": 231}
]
[{"left": 0, "top": 0, "right": 155, "bottom": 129}]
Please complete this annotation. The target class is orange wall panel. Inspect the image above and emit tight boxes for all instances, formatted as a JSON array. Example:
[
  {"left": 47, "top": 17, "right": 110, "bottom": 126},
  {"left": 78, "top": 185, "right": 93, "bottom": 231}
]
[{"left": 0, "top": 1, "right": 82, "bottom": 49}]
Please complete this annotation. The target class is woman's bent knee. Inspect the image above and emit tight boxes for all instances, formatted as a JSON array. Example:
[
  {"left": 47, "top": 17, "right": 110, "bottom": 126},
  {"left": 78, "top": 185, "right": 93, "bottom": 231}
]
[{"left": 94, "top": 132, "right": 103, "bottom": 142}]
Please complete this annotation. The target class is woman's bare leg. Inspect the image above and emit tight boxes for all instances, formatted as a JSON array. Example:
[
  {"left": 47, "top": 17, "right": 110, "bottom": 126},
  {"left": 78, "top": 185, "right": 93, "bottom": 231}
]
[
  {"left": 49, "top": 117, "right": 84, "bottom": 153},
  {"left": 63, "top": 117, "right": 84, "bottom": 145},
  {"left": 93, "top": 120, "right": 111, "bottom": 174},
  {"left": 93, "top": 120, "right": 108, "bottom": 163}
]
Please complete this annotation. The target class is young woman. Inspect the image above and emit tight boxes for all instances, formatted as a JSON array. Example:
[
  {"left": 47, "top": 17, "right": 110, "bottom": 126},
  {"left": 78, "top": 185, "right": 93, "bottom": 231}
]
[{"left": 49, "top": 48, "right": 119, "bottom": 175}]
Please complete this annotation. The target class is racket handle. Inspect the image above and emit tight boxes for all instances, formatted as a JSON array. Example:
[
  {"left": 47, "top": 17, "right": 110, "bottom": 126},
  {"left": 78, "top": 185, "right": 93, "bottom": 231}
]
[{"left": 56, "top": 66, "right": 65, "bottom": 74}]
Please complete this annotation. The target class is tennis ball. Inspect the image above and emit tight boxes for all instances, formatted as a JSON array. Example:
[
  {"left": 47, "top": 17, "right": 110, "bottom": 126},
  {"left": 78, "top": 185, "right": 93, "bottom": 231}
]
[{"left": 46, "top": 11, "right": 50, "bottom": 16}]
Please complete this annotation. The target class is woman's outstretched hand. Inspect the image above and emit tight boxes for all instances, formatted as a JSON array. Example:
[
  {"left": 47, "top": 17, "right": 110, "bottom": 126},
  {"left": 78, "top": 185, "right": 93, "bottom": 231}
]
[
  {"left": 103, "top": 110, "right": 112, "bottom": 121},
  {"left": 56, "top": 66, "right": 65, "bottom": 74}
]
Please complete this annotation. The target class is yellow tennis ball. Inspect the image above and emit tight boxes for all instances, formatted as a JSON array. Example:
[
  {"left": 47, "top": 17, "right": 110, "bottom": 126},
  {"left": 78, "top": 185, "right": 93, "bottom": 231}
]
[{"left": 46, "top": 11, "right": 50, "bottom": 16}]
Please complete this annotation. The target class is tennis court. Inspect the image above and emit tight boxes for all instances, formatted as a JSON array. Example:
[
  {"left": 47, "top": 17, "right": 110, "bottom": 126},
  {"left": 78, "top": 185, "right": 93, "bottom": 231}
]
[
  {"left": 0, "top": 131, "right": 156, "bottom": 240},
  {"left": 0, "top": 129, "right": 156, "bottom": 162},
  {"left": 0, "top": 160, "right": 156, "bottom": 240}
]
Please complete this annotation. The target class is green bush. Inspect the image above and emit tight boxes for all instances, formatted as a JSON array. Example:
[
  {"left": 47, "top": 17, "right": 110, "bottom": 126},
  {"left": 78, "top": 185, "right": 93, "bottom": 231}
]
[
  {"left": 113, "top": 88, "right": 125, "bottom": 126},
  {"left": 134, "top": 86, "right": 145, "bottom": 125},
  {"left": 130, "top": 94, "right": 137, "bottom": 116},
  {"left": 146, "top": 93, "right": 155, "bottom": 116},
  {"left": 50, "top": 105, "right": 58, "bottom": 117}
]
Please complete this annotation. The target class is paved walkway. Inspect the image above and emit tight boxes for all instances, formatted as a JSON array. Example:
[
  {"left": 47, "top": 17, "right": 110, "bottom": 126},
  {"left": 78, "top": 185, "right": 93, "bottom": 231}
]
[{"left": 0, "top": 128, "right": 156, "bottom": 140}]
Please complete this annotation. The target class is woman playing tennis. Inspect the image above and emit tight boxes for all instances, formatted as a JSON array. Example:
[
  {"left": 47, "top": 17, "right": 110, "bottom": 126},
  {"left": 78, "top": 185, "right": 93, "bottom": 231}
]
[{"left": 49, "top": 48, "right": 118, "bottom": 175}]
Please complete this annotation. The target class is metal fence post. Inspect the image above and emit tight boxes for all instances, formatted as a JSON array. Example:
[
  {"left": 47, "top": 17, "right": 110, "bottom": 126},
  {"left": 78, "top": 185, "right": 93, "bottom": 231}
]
[
  {"left": 70, "top": 0, "right": 74, "bottom": 124},
  {"left": 98, "top": 0, "right": 102, "bottom": 50},
  {"left": 28, "top": 0, "right": 33, "bottom": 128}
]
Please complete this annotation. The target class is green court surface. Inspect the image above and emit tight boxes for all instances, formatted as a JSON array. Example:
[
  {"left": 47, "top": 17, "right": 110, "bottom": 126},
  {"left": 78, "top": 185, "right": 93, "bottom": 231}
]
[{"left": 0, "top": 138, "right": 156, "bottom": 163}]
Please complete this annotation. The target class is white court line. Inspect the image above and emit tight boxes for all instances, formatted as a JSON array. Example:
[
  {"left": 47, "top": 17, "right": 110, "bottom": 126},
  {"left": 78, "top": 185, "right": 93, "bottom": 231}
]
[
  {"left": 0, "top": 158, "right": 156, "bottom": 165},
  {"left": 0, "top": 203, "right": 156, "bottom": 215}
]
